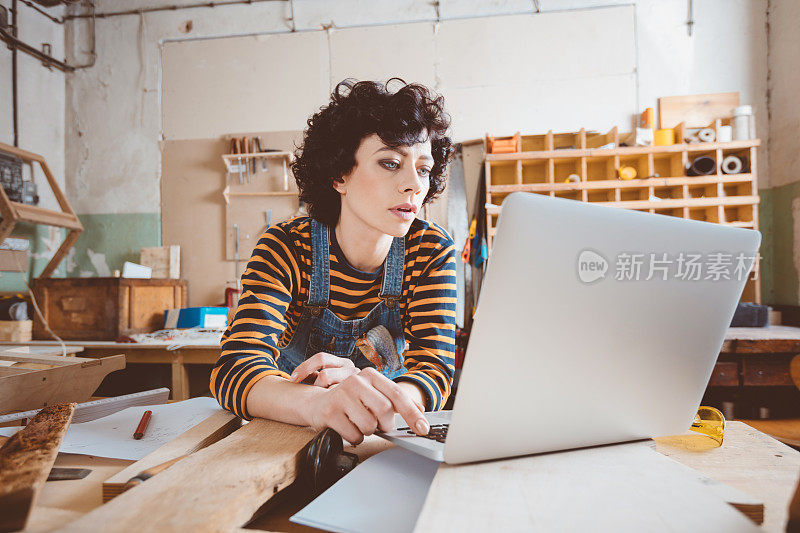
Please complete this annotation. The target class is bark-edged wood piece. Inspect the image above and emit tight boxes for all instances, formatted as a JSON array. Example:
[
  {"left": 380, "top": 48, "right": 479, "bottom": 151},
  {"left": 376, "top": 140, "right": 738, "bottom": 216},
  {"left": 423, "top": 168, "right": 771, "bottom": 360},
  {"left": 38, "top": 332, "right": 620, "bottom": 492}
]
[{"left": 0, "top": 402, "right": 76, "bottom": 532}]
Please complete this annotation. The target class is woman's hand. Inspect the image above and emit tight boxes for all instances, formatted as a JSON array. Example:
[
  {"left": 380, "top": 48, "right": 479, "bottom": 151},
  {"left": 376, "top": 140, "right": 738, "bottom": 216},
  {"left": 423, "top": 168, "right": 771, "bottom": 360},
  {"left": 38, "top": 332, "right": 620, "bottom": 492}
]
[
  {"left": 303, "top": 367, "right": 429, "bottom": 445},
  {"left": 289, "top": 352, "right": 359, "bottom": 388}
]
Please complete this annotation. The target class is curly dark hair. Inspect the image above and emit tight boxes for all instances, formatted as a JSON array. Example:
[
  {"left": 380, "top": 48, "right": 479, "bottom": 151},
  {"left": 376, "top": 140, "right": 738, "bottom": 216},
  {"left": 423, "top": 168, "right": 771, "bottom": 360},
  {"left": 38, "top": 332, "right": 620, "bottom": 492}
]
[{"left": 292, "top": 78, "right": 453, "bottom": 226}]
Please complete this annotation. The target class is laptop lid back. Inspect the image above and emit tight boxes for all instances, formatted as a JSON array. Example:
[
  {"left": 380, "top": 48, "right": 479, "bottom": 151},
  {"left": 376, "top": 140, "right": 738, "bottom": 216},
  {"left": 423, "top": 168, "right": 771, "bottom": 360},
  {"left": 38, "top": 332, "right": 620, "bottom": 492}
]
[{"left": 443, "top": 192, "right": 760, "bottom": 464}]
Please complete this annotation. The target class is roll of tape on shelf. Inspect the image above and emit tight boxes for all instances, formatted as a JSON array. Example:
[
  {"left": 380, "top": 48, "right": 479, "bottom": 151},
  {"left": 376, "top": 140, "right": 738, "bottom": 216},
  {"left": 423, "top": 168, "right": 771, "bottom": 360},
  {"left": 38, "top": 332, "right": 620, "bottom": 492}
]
[
  {"left": 564, "top": 174, "right": 580, "bottom": 183},
  {"left": 721, "top": 155, "right": 743, "bottom": 175},
  {"left": 618, "top": 166, "right": 637, "bottom": 180},
  {"left": 717, "top": 125, "right": 733, "bottom": 143},
  {"left": 697, "top": 128, "right": 716, "bottom": 143},
  {"left": 653, "top": 129, "right": 675, "bottom": 146},
  {"left": 687, "top": 156, "right": 717, "bottom": 176}
]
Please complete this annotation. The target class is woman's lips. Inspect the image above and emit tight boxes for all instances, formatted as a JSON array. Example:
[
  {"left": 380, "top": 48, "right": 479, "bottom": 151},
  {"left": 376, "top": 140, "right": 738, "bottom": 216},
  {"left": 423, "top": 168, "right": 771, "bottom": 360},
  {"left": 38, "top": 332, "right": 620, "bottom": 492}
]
[{"left": 390, "top": 208, "right": 415, "bottom": 221}]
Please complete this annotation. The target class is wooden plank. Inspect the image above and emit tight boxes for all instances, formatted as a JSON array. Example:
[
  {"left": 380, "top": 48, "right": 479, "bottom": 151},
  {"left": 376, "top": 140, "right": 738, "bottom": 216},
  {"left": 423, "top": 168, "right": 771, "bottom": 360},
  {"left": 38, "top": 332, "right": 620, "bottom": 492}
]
[
  {"left": 102, "top": 410, "right": 241, "bottom": 502},
  {"left": 0, "top": 403, "right": 75, "bottom": 532},
  {"left": 0, "top": 345, "right": 82, "bottom": 357},
  {"left": 0, "top": 352, "right": 87, "bottom": 366},
  {"left": 486, "top": 139, "right": 760, "bottom": 162},
  {"left": 708, "top": 362, "right": 740, "bottom": 387},
  {"left": 658, "top": 92, "right": 740, "bottom": 129},
  {"left": 742, "top": 357, "right": 795, "bottom": 387},
  {"left": 414, "top": 440, "right": 758, "bottom": 531},
  {"left": 60, "top": 418, "right": 317, "bottom": 532},
  {"left": 488, "top": 174, "right": 753, "bottom": 193},
  {"left": 12, "top": 203, "right": 82, "bottom": 230},
  {"left": 0, "top": 354, "right": 125, "bottom": 414}
]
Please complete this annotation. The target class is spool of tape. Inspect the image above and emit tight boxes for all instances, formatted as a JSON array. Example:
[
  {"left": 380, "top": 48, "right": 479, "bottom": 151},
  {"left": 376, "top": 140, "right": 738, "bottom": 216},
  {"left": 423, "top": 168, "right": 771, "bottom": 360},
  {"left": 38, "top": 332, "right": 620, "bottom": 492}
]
[
  {"left": 687, "top": 156, "right": 717, "bottom": 176},
  {"left": 653, "top": 129, "right": 675, "bottom": 146},
  {"left": 721, "top": 155, "right": 743, "bottom": 175},
  {"left": 564, "top": 174, "right": 580, "bottom": 183},
  {"left": 698, "top": 128, "right": 716, "bottom": 143},
  {"left": 618, "top": 166, "right": 637, "bottom": 180}
]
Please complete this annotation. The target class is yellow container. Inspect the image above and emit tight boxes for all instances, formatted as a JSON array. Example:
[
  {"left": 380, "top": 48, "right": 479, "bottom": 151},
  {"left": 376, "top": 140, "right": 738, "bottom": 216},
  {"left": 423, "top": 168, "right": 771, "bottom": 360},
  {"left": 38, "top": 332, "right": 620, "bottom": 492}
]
[
  {"left": 654, "top": 128, "right": 675, "bottom": 146},
  {"left": 618, "top": 166, "right": 637, "bottom": 180}
]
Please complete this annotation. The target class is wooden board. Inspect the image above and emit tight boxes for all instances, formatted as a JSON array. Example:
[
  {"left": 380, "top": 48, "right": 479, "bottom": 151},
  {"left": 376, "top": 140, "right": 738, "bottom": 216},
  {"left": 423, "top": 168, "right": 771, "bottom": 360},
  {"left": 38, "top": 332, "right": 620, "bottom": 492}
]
[
  {"left": 0, "top": 353, "right": 125, "bottom": 414},
  {"left": 161, "top": 133, "right": 301, "bottom": 307},
  {"left": 102, "top": 410, "right": 241, "bottom": 501},
  {"left": 658, "top": 92, "right": 740, "bottom": 129},
  {"left": 722, "top": 325, "right": 800, "bottom": 353},
  {"left": 140, "top": 246, "right": 180, "bottom": 279},
  {"left": 59, "top": 418, "right": 317, "bottom": 532},
  {"left": 0, "top": 403, "right": 75, "bottom": 532}
]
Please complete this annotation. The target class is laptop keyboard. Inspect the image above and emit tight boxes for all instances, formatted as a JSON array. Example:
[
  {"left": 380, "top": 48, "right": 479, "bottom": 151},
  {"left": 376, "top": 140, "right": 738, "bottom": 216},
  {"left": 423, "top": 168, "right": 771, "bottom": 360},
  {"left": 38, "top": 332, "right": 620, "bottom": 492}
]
[{"left": 395, "top": 423, "right": 449, "bottom": 443}]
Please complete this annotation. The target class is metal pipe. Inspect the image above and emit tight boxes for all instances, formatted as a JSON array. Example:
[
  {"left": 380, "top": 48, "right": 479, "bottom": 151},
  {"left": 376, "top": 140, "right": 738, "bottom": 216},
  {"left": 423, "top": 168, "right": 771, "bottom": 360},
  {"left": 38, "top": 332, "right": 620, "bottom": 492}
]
[
  {"left": 18, "top": 0, "right": 64, "bottom": 24},
  {"left": 0, "top": 26, "right": 76, "bottom": 71},
  {"left": 64, "top": 0, "right": 286, "bottom": 20}
]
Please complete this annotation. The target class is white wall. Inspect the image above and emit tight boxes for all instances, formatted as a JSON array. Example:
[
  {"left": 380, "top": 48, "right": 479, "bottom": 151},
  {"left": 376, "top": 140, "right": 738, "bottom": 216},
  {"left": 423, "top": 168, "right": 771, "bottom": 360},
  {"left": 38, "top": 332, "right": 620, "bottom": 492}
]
[
  {"left": 61, "top": 0, "right": 770, "bottom": 216},
  {"left": 0, "top": 0, "right": 66, "bottom": 211},
  {"left": 161, "top": 8, "right": 637, "bottom": 142}
]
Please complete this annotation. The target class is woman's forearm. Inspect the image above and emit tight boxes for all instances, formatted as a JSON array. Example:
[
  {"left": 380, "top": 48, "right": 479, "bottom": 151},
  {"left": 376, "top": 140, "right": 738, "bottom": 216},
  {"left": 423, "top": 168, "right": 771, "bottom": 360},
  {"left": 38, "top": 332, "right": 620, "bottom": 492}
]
[{"left": 244, "top": 375, "right": 326, "bottom": 426}]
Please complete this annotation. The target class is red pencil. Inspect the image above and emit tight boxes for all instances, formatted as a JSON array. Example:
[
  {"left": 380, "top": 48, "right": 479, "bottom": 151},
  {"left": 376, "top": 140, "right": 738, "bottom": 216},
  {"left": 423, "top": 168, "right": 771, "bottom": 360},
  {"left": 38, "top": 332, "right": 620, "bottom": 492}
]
[{"left": 133, "top": 410, "right": 152, "bottom": 440}]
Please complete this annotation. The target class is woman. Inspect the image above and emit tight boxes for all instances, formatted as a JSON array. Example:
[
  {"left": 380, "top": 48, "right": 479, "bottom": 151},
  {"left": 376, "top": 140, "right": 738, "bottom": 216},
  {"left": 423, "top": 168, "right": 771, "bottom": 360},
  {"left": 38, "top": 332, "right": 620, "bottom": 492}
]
[{"left": 211, "top": 79, "right": 456, "bottom": 444}]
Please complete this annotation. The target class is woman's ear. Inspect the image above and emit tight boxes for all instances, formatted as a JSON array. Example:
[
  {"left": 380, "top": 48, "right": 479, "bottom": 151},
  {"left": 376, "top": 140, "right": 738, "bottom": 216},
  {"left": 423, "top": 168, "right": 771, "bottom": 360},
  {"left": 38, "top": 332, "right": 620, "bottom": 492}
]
[{"left": 332, "top": 175, "right": 347, "bottom": 194}]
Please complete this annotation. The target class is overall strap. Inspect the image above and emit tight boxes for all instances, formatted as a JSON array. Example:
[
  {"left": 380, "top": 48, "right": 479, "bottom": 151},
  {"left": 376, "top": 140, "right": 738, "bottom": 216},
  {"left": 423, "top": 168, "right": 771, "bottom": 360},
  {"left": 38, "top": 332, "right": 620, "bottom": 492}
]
[
  {"left": 306, "top": 219, "right": 330, "bottom": 315},
  {"left": 379, "top": 235, "right": 405, "bottom": 308}
]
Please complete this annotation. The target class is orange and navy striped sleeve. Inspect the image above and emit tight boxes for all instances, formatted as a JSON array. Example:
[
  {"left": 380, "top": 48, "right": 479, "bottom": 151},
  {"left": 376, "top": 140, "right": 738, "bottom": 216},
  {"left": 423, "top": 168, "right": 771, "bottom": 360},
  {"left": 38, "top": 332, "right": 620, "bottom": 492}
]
[
  {"left": 210, "top": 223, "right": 297, "bottom": 420},
  {"left": 394, "top": 222, "right": 457, "bottom": 411},
  {"left": 210, "top": 216, "right": 457, "bottom": 419}
]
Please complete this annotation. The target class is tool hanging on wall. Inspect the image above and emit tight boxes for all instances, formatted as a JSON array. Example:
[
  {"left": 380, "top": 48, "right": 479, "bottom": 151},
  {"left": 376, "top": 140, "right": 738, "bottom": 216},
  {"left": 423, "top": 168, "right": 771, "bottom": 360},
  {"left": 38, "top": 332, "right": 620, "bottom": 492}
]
[
  {"left": 231, "top": 138, "right": 243, "bottom": 184},
  {"left": 241, "top": 137, "right": 251, "bottom": 183},
  {"left": 461, "top": 219, "right": 476, "bottom": 263}
]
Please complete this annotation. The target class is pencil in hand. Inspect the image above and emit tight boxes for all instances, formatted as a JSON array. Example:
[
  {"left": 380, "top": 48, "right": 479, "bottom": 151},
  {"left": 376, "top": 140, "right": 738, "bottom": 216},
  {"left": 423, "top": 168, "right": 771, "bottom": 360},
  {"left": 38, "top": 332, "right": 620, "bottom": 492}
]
[{"left": 133, "top": 410, "right": 152, "bottom": 440}]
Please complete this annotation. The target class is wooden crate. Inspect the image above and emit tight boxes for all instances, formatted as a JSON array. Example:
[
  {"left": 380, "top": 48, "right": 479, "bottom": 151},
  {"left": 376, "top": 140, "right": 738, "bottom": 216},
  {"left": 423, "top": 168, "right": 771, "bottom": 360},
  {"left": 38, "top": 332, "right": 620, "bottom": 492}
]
[{"left": 31, "top": 278, "right": 187, "bottom": 340}]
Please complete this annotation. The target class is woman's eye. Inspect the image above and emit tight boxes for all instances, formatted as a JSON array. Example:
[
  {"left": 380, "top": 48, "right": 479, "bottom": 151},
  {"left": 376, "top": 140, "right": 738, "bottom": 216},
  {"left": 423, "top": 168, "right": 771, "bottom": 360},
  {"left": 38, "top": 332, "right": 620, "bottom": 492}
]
[
  {"left": 380, "top": 160, "right": 400, "bottom": 170},
  {"left": 417, "top": 167, "right": 431, "bottom": 177}
]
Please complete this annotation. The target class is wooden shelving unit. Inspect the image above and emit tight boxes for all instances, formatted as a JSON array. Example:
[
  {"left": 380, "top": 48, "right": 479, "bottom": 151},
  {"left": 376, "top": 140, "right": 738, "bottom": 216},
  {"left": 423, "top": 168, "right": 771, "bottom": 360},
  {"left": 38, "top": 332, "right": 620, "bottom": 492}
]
[
  {"left": 0, "top": 142, "right": 83, "bottom": 278},
  {"left": 484, "top": 122, "right": 761, "bottom": 302}
]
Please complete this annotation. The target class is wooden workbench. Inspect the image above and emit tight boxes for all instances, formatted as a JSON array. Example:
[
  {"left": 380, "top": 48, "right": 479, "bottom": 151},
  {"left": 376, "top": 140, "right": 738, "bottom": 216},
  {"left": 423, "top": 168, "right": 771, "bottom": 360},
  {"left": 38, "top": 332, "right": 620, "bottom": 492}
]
[
  {"left": 0, "top": 341, "right": 219, "bottom": 401},
  {"left": 3, "top": 325, "right": 798, "bottom": 403},
  {"left": 16, "top": 422, "right": 800, "bottom": 532}
]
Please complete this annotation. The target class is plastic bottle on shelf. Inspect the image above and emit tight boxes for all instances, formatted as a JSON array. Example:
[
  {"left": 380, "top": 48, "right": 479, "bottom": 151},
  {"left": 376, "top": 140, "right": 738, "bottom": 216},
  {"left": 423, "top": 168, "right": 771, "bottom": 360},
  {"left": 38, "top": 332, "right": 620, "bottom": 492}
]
[{"left": 732, "top": 105, "right": 754, "bottom": 141}]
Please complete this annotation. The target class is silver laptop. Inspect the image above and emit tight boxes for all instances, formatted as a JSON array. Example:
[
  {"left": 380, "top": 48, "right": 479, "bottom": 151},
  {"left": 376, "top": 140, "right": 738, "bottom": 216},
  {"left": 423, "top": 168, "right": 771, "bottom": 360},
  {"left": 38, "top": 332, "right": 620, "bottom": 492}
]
[{"left": 380, "top": 191, "right": 761, "bottom": 464}]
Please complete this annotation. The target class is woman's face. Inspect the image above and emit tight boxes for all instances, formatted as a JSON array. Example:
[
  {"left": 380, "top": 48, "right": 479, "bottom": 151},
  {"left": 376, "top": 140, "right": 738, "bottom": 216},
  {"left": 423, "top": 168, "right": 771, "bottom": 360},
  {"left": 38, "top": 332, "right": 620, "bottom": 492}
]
[{"left": 333, "top": 133, "right": 433, "bottom": 237}]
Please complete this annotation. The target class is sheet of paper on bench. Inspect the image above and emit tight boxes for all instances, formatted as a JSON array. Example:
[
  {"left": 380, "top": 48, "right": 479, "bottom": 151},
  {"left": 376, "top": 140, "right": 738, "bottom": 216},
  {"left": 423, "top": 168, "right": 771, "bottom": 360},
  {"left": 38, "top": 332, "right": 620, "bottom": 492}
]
[
  {"left": 291, "top": 446, "right": 440, "bottom": 533},
  {"left": 0, "top": 397, "right": 223, "bottom": 460},
  {"left": 293, "top": 442, "right": 759, "bottom": 532}
]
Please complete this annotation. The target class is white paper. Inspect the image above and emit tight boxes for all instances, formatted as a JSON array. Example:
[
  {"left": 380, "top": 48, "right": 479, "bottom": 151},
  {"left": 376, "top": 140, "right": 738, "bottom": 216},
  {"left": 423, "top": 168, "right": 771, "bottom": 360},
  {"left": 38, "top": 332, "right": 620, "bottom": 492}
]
[
  {"left": 0, "top": 397, "right": 223, "bottom": 460},
  {"left": 291, "top": 447, "right": 440, "bottom": 533}
]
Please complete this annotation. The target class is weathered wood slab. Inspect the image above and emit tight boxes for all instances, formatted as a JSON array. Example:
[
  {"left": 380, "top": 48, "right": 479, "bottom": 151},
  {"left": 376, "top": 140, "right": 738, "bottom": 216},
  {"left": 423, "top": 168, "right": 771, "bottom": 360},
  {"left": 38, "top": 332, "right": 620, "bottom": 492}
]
[{"left": 0, "top": 403, "right": 76, "bottom": 532}]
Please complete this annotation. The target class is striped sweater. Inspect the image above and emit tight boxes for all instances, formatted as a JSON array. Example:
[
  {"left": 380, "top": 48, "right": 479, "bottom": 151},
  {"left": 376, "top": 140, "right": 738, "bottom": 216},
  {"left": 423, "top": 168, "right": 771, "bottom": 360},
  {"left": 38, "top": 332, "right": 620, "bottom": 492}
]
[{"left": 210, "top": 215, "right": 457, "bottom": 420}]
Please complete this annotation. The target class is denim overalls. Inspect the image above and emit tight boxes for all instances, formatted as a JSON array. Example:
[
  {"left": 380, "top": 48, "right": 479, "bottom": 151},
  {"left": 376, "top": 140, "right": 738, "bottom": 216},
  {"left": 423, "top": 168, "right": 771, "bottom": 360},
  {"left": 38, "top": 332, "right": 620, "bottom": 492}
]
[{"left": 275, "top": 219, "right": 407, "bottom": 379}]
